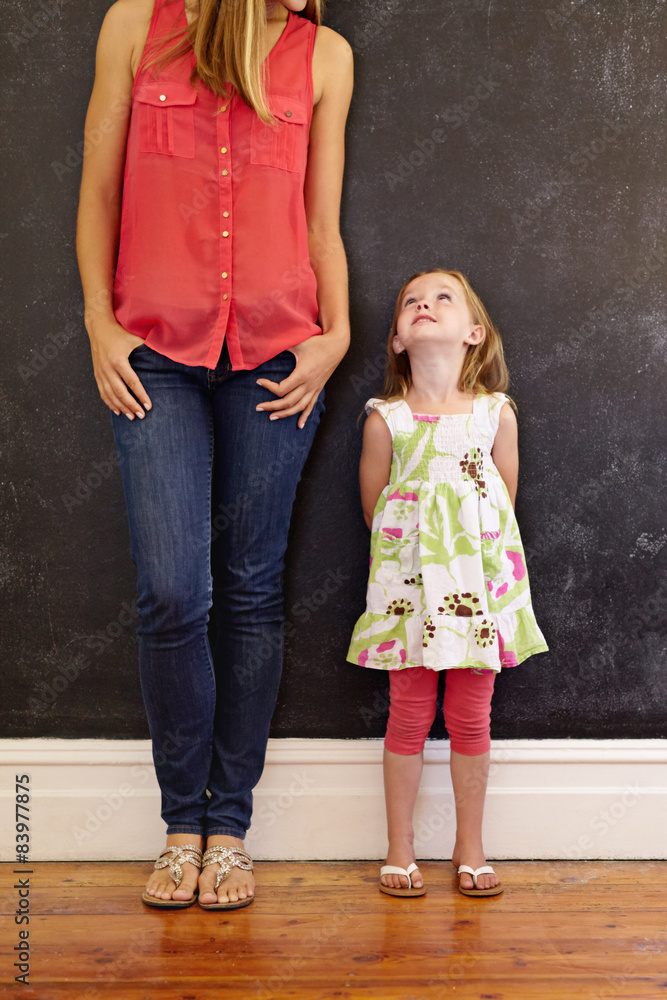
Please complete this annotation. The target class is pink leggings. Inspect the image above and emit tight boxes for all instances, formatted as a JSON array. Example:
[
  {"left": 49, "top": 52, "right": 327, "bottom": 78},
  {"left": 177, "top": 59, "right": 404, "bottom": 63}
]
[{"left": 384, "top": 667, "right": 496, "bottom": 756}]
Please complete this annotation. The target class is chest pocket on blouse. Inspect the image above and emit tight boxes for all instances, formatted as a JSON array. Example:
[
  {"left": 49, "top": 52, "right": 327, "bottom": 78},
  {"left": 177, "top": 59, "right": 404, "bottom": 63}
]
[
  {"left": 250, "top": 97, "right": 309, "bottom": 172},
  {"left": 135, "top": 81, "right": 197, "bottom": 158}
]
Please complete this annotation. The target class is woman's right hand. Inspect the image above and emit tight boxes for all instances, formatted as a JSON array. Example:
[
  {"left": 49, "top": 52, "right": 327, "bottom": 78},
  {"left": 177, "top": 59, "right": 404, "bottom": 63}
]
[{"left": 88, "top": 319, "right": 152, "bottom": 420}]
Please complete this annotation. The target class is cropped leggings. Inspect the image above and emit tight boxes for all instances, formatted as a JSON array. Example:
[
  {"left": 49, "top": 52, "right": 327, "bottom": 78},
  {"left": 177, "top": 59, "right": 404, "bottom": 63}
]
[{"left": 385, "top": 667, "right": 496, "bottom": 756}]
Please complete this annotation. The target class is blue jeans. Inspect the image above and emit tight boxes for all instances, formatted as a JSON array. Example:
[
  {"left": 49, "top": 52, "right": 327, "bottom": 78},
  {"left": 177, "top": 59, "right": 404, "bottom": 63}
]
[{"left": 111, "top": 341, "right": 324, "bottom": 838}]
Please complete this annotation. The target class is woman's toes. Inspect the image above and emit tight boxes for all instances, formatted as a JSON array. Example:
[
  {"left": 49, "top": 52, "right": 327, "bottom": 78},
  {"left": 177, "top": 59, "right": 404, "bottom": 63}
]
[{"left": 458, "top": 871, "right": 474, "bottom": 890}]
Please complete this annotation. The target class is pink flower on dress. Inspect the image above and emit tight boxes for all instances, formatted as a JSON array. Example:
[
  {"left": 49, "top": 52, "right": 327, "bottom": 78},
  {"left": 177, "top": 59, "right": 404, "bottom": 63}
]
[
  {"left": 480, "top": 530, "right": 500, "bottom": 541},
  {"left": 495, "top": 582, "right": 509, "bottom": 597},
  {"left": 358, "top": 640, "right": 407, "bottom": 669},
  {"left": 498, "top": 632, "right": 519, "bottom": 668},
  {"left": 383, "top": 527, "right": 403, "bottom": 539},
  {"left": 388, "top": 488, "right": 419, "bottom": 501},
  {"left": 413, "top": 414, "right": 439, "bottom": 423},
  {"left": 507, "top": 550, "right": 526, "bottom": 581}
]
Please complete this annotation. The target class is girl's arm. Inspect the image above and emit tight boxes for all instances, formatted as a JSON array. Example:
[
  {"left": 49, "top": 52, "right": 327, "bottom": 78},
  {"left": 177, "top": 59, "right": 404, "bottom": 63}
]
[
  {"left": 491, "top": 403, "right": 519, "bottom": 508},
  {"left": 256, "top": 26, "right": 354, "bottom": 429},
  {"left": 76, "top": 0, "right": 153, "bottom": 420},
  {"left": 359, "top": 411, "right": 393, "bottom": 529}
]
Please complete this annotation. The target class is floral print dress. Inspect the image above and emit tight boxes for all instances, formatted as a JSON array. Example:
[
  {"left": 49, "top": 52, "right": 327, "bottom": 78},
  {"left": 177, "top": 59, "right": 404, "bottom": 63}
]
[{"left": 347, "top": 393, "right": 548, "bottom": 672}]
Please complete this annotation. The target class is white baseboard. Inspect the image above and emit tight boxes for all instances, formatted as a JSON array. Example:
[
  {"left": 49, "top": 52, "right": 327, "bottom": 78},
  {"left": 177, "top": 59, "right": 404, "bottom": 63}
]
[{"left": 1, "top": 738, "right": 666, "bottom": 861}]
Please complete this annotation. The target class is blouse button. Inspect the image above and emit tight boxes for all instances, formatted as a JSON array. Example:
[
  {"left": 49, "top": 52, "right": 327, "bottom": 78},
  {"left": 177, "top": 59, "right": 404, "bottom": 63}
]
[
  {"left": 220, "top": 146, "right": 227, "bottom": 154},
  {"left": 221, "top": 169, "right": 229, "bottom": 176},
  {"left": 223, "top": 211, "right": 229, "bottom": 218},
  {"left": 285, "top": 110, "right": 292, "bottom": 117},
  {"left": 222, "top": 231, "right": 229, "bottom": 237},
  {"left": 221, "top": 272, "right": 228, "bottom": 279},
  {"left": 159, "top": 94, "right": 166, "bottom": 101},
  {"left": 223, "top": 293, "right": 228, "bottom": 300}
]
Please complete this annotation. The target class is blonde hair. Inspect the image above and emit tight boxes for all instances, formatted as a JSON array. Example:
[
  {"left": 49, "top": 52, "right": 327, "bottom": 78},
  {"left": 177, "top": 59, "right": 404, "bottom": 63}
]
[
  {"left": 143, "top": 0, "right": 322, "bottom": 124},
  {"left": 378, "top": 269, "right": 515, "bottom": 409}
]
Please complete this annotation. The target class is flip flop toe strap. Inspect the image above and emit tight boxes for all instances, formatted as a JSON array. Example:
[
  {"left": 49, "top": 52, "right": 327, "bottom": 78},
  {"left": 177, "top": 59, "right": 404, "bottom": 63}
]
[
  {"left": 153, "top": 844, "right": 203, "bottom": 889},
  {"left": 202, "top": 846, "right": 254, "bottom": 891},
  {"left": 457, "top": 864, "right": 496, "bottom": 888},
  {"left": 380, "top": 863, "right": 419, "bottom": 888}
]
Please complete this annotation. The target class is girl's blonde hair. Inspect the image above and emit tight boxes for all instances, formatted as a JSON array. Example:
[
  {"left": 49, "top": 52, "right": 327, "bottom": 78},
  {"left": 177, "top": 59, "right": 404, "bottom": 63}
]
[
  {"left": 143, "top": 0, "right": 322, "bottom": 124},
  {"left": 379, "top": 269, "right": 515, "bottom": 408}
]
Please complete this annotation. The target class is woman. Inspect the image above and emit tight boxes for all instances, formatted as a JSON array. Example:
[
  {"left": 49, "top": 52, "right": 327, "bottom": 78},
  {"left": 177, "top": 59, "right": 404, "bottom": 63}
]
[{"left": 76, "top": 0, "right": 352, "bottom": 909}]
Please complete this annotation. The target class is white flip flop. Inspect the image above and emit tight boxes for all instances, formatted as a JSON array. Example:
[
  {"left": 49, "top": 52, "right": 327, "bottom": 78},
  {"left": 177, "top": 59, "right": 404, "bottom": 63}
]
[
  {"left": 456, "top": 864, "right": 503, "bottom": 897},
  {"left": 379, "top": 862, "right": 426, "bottom": 897}
]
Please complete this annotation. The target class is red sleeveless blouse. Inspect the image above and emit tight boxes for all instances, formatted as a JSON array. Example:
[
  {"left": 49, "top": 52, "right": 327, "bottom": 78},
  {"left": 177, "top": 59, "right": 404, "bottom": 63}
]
[{"left": 113, "top": 0, "right": 321, "bottom": 370}]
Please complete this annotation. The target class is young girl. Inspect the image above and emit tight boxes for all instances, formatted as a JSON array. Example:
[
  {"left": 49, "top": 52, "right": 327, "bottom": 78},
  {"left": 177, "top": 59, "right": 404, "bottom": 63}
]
[
  {"left": 348, "top": 269, "right": 548, "bottom": 897},
  {"left": 77, "top": 0, "right": 352, "bottom": 910}
]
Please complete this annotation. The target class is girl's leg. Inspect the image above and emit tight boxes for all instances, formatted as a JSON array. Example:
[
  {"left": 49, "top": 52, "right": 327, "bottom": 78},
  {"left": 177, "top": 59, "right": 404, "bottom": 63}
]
[
  {"left": 200, "top": 348, "right": 324, "bottom": 905},
  {"left": 444, "top": 668, "right": 498, "bottom": 891},
  {"left": 382, "top": 667, "right": 439, "bottom": 889},
  {"left": 112, "top": 345, "right": 214, "bottom": 900}
]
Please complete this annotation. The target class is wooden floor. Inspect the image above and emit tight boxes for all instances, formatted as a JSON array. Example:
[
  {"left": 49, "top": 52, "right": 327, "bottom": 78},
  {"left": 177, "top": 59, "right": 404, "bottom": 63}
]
[{"left": 1, "top": 861, "right": 666, "bottom": 999}]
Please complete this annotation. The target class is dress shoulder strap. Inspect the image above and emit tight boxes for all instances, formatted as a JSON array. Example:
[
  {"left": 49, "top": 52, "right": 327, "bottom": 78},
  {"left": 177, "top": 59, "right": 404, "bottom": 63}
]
[
  {"left": 365, "top": 398, "right": 410, "bottom": 437},
  {"left": 475, "top": 392, "right": 510, "bottom": 444}
]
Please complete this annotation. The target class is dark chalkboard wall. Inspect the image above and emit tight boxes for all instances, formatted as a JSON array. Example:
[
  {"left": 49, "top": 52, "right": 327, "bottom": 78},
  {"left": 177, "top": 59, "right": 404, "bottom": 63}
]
[{"left": 3, "top": 0, "right": 666, "bottom": 740}]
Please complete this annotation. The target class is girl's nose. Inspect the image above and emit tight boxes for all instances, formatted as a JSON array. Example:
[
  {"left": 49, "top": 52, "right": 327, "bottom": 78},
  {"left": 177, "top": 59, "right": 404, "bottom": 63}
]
[{"left": 416, "top": 301, "right": 429, "bottom": 310}]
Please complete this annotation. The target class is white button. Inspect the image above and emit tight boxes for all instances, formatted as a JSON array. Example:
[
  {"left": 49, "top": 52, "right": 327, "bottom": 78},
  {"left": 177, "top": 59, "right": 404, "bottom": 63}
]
[
  {"left": 159, "top": 94, "right": 166, "bottom": 101},
  {"left": 222, "top": 231, "right": 229, "bottom": 237},
  {"left": 223, "top": 293, "right": 228, "bottom": 300}
]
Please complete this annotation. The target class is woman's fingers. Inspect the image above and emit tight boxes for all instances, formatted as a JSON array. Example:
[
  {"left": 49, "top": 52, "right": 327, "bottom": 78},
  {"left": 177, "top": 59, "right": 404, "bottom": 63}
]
[
  {"left": 269, "top": 390, "right": 318, "bottom": 423},
  {"left": 100, "top": 359, "right": 152, "bottom": 420}
]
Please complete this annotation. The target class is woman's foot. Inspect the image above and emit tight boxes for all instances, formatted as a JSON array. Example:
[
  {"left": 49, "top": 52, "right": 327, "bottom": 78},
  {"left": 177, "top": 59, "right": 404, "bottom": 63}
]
[
  {"left": 380, "top": 837, "right": 424, "bottom": 891},
  {"left": 144, "top": 833, "right": 204, "bottom": 902},
  {"left": 451, "top": 839, "right": 499, "bottom": 892},
  {"left": 198, "top": 835, "right": 255, "bottom": 906}
]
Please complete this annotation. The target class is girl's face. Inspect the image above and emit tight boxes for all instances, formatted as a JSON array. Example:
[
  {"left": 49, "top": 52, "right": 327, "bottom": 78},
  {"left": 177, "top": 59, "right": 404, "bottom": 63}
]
[{"left": 394, "top": 273, "right": 484, "bottom": 356}]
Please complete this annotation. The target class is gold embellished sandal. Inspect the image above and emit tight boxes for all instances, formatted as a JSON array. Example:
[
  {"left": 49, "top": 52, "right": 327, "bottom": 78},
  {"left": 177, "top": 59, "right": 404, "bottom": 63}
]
[
  {"left": 141, "top": 843, "right": 203, "bottom": 909},
  {"left": 198, "top": 845, "right": 254, "bottom": 910}
]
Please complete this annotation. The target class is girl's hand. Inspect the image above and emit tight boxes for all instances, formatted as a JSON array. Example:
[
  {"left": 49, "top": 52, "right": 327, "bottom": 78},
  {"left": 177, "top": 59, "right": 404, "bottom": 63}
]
[
  {"left": 255, "top": 330, "right": 349, "bottom": 428},
  {"left": 88, "top": 319, "right": 153, "bottom": 420}
]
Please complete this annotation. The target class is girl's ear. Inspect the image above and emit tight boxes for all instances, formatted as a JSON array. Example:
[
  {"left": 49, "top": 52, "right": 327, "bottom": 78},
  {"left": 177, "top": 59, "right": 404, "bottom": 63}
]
[
  {"left": 464, "top": 325, "right": 485, "bottom": 346},
  {"left": 392, "top": 334, "right": 405, "bottom": 354}
]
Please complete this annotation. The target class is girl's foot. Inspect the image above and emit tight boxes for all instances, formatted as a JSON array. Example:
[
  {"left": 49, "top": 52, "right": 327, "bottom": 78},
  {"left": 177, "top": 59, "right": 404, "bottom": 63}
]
[
  {"left": 144, "top": 833, "right": 204, "bottom": 902},
  {"left": 380, "top": 838, "right": 424, "bottom": 891},
  {"left": 451, "top": 840, "right": 499, "bottom": 892},
  {"left": 198, "top": 835, "right": 255, "bottom": 906}
]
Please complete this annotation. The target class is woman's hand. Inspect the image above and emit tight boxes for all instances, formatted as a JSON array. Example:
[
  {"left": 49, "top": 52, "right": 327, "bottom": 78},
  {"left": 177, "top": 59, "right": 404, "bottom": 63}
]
[
  {"left": 255, "top": 330, "right": 349, "bottom": 428},
  {"left": 88, "top": 319, "right": 153, "bottom": 420}
]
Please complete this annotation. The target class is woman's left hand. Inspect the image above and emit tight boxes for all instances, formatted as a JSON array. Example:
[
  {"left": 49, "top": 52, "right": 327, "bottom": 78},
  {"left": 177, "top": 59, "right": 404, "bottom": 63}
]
[{"left": 255, "top": 330, "right": 349, "bottom": 428}]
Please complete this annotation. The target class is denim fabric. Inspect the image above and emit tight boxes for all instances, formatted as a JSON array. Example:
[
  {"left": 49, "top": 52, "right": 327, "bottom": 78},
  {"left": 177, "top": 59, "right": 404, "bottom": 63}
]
[{"left": 111, "top": 341, "right": 324, "bottom": 837}]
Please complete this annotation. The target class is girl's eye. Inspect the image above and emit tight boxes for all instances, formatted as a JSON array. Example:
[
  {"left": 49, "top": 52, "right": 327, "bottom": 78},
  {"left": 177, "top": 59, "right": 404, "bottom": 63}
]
[
  {"left": 438, "top": 293, "right": 451, "bottom": 300},
  {"left": 404, "top": 297, "right": 416, "bottom": 306}
]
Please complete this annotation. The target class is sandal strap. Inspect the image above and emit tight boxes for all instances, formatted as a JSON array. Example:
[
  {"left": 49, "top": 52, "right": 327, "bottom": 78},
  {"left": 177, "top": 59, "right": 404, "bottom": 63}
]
[
  {"left": 153, "top": 844, "right": 203, "bottom": 888},
  {"left": 380, "top": 863, "right": 419, "bottom": 888},
  {"left": 457, "top": 864, "right": 496, "bottom": 887},
  {"left": 202, "top": 846, "right": 254, "bottom": 891}
]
